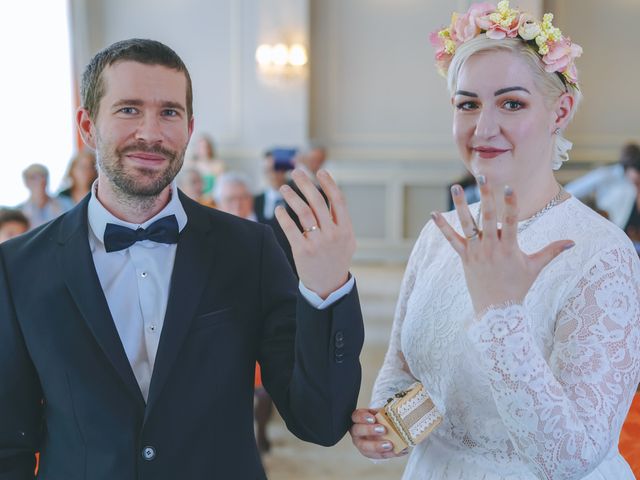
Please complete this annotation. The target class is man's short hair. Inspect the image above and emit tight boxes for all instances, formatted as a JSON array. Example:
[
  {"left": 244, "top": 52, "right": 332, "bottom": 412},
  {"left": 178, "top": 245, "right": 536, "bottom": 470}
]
[
  {"left": 620, "top": 143, "right": 640, "bottom": 172},
  {"left": 212, "top": 172, "right": 253, "bottom": 203},
  {"left": 81, "top": 38, "right": 193, "bottom": 120},
  {"left": 22, "top": 163, "right": 49, "bottom": 181},
  {"left": 0, "top": 208, "right": 30, "bottom": 230}
]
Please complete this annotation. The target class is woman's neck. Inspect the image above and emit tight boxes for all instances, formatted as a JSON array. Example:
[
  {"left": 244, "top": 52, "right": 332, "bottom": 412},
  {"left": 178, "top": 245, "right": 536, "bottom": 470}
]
[{"left": 490, "top": 173, "right": 562, "bottom": 222}]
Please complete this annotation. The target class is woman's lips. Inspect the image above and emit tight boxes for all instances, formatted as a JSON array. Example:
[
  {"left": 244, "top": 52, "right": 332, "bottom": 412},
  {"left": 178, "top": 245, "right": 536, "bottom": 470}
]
[{"left": 473, "top": 147, "right": 509, "bottom": 159}]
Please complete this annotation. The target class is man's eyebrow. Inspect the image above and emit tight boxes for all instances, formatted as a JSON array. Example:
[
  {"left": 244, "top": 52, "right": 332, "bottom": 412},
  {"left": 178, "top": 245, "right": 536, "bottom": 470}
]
[
  {"left": 160, "top": 101, "right": 186, "bottom": 112},
  {"left": 112, "top": 99, "right": 144, "bottom": 108},
  {"left": 111, "top": 99, "right": 186, "bottom": 111},
  {"left": 454, "top": 90, "right": 478, "bottom": 97},
  {"left": 494, "top": 86, "right": 531, "bottom": 96}
]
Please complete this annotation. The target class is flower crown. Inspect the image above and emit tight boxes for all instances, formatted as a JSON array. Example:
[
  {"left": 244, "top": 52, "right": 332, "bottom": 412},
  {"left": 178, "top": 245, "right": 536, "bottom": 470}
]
[{"left": 429, "top": 1, "right": 582, "bottom": 88}]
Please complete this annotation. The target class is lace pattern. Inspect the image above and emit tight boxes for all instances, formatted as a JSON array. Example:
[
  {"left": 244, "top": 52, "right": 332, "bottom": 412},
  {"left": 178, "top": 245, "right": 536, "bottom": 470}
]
[{"left": 371, "top": 198, "right": 640, "bottom": 479}]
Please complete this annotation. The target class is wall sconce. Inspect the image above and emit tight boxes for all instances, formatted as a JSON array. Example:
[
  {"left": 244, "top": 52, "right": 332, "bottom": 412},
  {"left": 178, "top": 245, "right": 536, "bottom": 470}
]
[{"left": 255, "top": 43, "right": 308, "bottom": 73}]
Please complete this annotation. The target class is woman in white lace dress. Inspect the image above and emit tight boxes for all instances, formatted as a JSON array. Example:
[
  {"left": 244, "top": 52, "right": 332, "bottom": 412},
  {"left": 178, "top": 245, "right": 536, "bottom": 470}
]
[{"left": 349, "top": 2, "right": 640, "bottom": 479}]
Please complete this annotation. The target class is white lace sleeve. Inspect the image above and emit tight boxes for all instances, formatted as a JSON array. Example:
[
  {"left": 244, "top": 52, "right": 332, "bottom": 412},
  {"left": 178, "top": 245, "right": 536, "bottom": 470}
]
[
  {"left": 467, "top": 247, "right": 640, "bottom": 479},
  {"left": 370, "top": 224, "right": 432, "bottom": 409}
]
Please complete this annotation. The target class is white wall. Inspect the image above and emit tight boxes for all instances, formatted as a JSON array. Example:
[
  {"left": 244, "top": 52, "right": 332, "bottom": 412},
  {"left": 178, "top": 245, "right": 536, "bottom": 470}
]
[{"left": 69, "top": 0, "right": 640, "bottom": 261}]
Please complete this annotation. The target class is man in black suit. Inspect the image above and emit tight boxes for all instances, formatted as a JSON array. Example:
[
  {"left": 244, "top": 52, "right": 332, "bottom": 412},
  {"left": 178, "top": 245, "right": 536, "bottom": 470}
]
[{"left": 0, "top": 39, "right": 363, "bottom": 480}]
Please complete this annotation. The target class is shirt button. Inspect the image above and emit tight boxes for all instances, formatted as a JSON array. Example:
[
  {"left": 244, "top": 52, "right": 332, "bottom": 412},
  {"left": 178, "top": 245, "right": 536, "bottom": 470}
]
[
  {"left": 140, "top": 272, "right": 148, "bottom": 278},
  {"left": 142, "top": 446, "right": 156, "bottom": 461},
  {"left": 149, "top": 324, "right": 157, "bottom": 332}
]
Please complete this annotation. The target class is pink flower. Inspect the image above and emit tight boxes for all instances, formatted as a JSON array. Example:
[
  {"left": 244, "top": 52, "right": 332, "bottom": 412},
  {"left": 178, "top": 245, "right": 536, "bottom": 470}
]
[
  {"left": 429, "top": 30, "right": 453, "bottom": 75},
  {"left": 451, "top": 12, "right": 478, "bottom": 43},
  {"left": 542, "top": 37, "right": 583, "bottom": 76},
  {"left": 453, "top": 2, "right": 495, "bottom": 42},
  {"left": 469, "top": 2, "right": 497, "bottom": 30},
  {"left": 429, "top": 30, "right": 447, "bottom": 60},
  {"left": 485, "top": 16, "right": 520, "bottom": 40}
]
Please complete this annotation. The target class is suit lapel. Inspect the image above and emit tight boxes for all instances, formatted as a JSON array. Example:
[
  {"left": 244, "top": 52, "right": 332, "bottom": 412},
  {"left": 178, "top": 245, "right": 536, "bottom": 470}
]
[
  {"left": 57, "top": 199, "right": 146, "bottom": 409},
  {"left": 145, "top": 193, "right": 216, "bottom": 420}
]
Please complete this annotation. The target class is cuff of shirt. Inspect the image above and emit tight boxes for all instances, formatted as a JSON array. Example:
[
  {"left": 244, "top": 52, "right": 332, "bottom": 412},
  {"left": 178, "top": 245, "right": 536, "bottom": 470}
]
[{"left": 298, "top": 275, "right": 355, "bottom": 310}]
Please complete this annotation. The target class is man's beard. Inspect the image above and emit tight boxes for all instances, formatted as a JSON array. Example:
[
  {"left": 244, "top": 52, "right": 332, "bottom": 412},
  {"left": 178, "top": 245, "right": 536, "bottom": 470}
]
[{"left": 96, "top": 139, "right": 185, "bottom": 198}]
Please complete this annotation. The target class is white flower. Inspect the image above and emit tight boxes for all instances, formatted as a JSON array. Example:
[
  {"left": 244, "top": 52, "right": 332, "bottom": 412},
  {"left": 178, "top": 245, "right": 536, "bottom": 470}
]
[{"left": 518, "top": 13, "right": 541, "bottom": 40}]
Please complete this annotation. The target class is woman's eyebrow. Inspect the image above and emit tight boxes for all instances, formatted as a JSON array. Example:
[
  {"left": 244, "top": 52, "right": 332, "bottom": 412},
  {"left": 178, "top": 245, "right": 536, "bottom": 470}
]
[
  {"left": 494, "top": 86, "right": 531, "bottom": 96},
  {"left": 454, "top": 90, "right": 478, "bottom": 97}
]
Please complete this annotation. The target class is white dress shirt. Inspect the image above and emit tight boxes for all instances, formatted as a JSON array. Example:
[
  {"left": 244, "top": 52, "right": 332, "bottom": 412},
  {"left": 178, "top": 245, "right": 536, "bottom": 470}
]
[
  {"left": 262, "top": 187, "right": 285, "bottom": 220},
  {"left": 87, "top": 181, "right": 354, "bottom": 401}
]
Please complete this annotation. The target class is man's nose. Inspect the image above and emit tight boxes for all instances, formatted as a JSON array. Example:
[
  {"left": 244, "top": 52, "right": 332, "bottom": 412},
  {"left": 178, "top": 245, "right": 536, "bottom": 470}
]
[{"left": 134, "top": 113, "right": 163, "bottom": 144}]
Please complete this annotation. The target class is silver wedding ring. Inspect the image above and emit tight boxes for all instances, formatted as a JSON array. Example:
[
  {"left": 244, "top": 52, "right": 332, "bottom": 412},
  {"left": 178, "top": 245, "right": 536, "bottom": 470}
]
[{"left": 303, "top": 225, "right": 318, "bottom": 234}]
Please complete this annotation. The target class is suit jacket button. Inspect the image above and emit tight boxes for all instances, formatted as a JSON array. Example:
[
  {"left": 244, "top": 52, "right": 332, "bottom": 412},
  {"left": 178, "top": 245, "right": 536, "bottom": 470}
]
[
  {"left": 335, "top": 352, "right": 345, "bottom": 364},
  {"left": 335, "top": 331, "right": 344, "bottom": 348},
  {"left": 142, "top": 446, "right": 156, "bottom": 461}
]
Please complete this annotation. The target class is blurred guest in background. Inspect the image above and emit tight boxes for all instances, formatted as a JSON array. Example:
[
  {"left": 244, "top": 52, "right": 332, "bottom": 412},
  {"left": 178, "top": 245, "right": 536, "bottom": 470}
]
[
  {"left": 565, "top": 143, "right": 639, "bottom": 228},
  {"left": 255, "top": 149, "right": 291, "bottom": 224},
  {"left": 619, "top": 146, "right": 640, "bottom": 252},
  {"left": 57, "top": 149, "right": 98, "bottom": 206},
  {"left": 176, "top": 166, "right": 215, "bottom": 208},
  {"left": 213, "top": 172, "right": 255, "bottom": 220},
  {"left": 294, "top": 143, "right": 327, "bottom": 185},
  {"left": 189, "top": 133, "right": 225, "bottom": 195},
  {"left": 0, "top": 208, "right": 29, "bottom": 243},
  {"left": 19, "top": 164, "right": 71, "bottom": 229}
]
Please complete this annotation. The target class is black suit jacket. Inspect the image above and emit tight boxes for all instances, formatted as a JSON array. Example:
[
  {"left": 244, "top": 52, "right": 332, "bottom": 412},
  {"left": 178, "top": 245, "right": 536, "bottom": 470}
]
[
  {"left": 253, "top": 192, "right": 295, "bottom": 274},
  {"left": 0, "top": 192, "right": 364, "bottom": 480}
]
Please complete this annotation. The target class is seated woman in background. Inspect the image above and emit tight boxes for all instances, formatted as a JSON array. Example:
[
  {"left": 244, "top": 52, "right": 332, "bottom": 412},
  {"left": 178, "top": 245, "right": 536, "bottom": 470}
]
[
  {"left": 349, "top": 2, "right": 640, "bottom": 479},
  {"left": 57, "top": 149, "right": 97, "bottom": 206}
]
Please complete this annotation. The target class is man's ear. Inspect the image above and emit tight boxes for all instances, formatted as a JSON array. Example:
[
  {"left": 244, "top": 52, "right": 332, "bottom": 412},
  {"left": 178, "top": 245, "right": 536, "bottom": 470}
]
[
  {"left": 187, "top": 115, "right": 195, "bottom": 142},
  {"left": 77, "top": 107, "right": 96, "bottom": 149},
  {"left": 552, "top": 93, "right": 575, "bottom": 133}
]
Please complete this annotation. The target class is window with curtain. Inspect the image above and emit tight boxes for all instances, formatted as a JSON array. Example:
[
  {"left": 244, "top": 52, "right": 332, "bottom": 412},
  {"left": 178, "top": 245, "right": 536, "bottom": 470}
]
[{"left": 0, "top": 0, "right": 74, "bottom": 207}]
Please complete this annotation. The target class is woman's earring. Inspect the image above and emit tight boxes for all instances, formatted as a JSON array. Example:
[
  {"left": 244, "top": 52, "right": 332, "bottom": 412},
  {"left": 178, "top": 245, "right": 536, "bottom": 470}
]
[{"left": 554, "top": 128, "right": 561, "bottom": 135}]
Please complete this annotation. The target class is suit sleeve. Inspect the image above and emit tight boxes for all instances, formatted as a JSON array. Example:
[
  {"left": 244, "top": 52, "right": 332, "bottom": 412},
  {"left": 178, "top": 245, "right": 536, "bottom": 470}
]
[
  {"left": 0, "top": 249, "right": 42, "bottom": 479},
  {"left": 256, "top": 226, "right": 364, "bottom": 446}
]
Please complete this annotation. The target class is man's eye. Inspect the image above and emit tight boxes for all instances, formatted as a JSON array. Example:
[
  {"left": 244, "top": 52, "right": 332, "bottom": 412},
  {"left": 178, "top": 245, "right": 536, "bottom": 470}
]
[
  {"left": 456, "top": 101, "right": 478, "bottom": 111},
  {"left": 503, "top": 100, "right": 524, "bottom": 111},
  {"left": 162, "top": 109, "right": 179, "bottom": 117},
  {"left": 119, "top": 107, "right": 137, "bottom": 114}
]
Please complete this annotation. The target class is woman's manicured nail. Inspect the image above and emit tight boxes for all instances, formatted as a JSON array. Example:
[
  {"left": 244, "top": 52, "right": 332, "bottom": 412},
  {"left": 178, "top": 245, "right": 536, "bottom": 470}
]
[
  {"left": 477, "top": 175, "right": 486, "bottom": 186},
  {"left": 504, "top": 185, "right": 513, "bottom": 196},
  {"left": 430, "top": 211, "right": 438, "bottom": 221},
  {"left": 374, "top": 425, "right": 386, "bottom": 434},
  {"left": 562, "top": 242, "right": 575, "bottom": 251},
  {"left": 365, "top": 416, "right": 375, "bottom": 424},
  {"left": 451, "top": 185, "right": 462, "bottom": 196},
  {"left": 381, "top": 442, "right": 392, "bottom": 450}
]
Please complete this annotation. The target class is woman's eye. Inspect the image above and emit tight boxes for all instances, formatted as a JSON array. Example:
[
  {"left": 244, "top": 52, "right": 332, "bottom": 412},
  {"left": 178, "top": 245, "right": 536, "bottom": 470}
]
[
  {"left": 503, "top": 100, "right": 524, "bottom": 111},
  {"left": 456, "top": 101, "right": 478, "bottom": 111}
]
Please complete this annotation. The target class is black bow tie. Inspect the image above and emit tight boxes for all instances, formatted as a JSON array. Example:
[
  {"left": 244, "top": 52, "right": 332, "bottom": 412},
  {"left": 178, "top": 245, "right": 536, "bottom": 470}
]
[{"left": 103, "top": 215, "right": 179, "bottom": 253}]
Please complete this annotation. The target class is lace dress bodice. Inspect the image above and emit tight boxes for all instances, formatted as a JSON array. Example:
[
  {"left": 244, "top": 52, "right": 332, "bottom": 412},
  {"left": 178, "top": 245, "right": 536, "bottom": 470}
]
[{"left": 371, "top": 197, "right": 640, "bottom": 479}]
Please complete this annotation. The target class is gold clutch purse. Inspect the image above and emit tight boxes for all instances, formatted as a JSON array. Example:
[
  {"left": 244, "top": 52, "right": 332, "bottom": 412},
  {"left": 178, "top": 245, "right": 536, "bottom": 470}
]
[{"left": 374, "top": 382, "right": 442, "bottom": 454}]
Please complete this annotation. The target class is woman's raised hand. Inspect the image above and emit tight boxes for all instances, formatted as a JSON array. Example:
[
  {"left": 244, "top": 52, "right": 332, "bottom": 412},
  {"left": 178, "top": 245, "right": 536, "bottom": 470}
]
[
  {"left": 431, "top": 176, "right": 575, "bottom": 314},
  {"left": 349, "top": 408, "right": 409, "bottom": 459}
]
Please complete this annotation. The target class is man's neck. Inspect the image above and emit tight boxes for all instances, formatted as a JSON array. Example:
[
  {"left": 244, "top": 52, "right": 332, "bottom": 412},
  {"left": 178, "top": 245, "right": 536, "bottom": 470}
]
[{"left": 95, "top": 179, "right": 172, "bottom": 225}]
